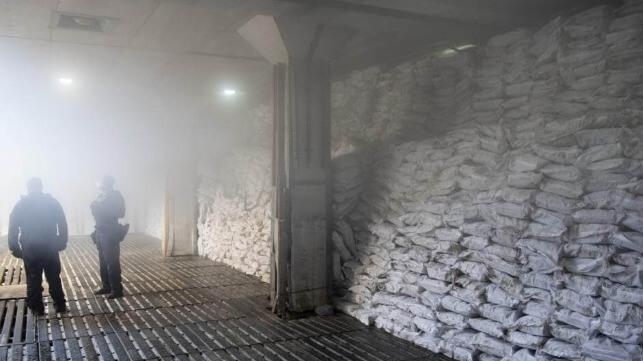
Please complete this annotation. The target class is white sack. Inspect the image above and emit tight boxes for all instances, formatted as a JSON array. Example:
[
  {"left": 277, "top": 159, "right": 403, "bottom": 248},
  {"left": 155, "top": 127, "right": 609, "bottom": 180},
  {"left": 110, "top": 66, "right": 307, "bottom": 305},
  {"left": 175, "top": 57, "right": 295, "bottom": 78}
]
[
  {"left": 531, "top": 208, "right": 572, "bottom": 228},
  {"left": 507, "top": 172, "right": 544, "bottom": 188},
  {"left": 471, "top": 332, "right": 518, "bottom": 358},
  {"left": 462, "top": 236, "right": 489, "bottom": 250},
  {"left": 414, "top": 317, "right": 448, "bottom": 337},
  {"left": 441, "top": 295, "right": 478, "bottom": 317},
  {"left": 601, "top": 282, "right": 643, "bottom": 306},
  {"left": 478, "top": 303, "right": 522, "bottom": 326},
  {"left": 562, "top": 274, "right": 602, "bottom": 296},
  {"left": 601, "top": 299, "right": 643, "bottom": 325},
  {"left": 418, "top": 276, "right": 452, "bottom": 294},
  {"left": 581, "top": 336, "right": 642, "bottom": 361},
  {"left": 599, "top": 320, "right": 643, "bottom": 344},
  {"left": 486, "top": 284, "right": 522, "bottom": 308},
  {"left": 540, "top": 164, "right": 583, "bottom": 182},
  {"left": 534, "top": 192, "right": 585, "bottom": 214},
  {"left": 509, "top": 154, "right": 549, "bottom": 172},
  {"left": 555, "top": 289, "right": 599, "bottom": 317},
  {"left": 539, "top": 179, "right": 584, "bottom": 199},
  {"left": 436, "top": 311, "right": 469, "bottom": 329},
  {"left": 540, "top": 339, "right": 581, "bottom": 360},
  {"left": 553, "top": 308, "right": 599, "bottom": 330},
  {"left": 532, "top": 144, "right": 582, "bottom": 165},
  {"left": 469, "top": 318, "right": 505, "bottom": 338},
  {"left": 505, "top": 331, "right": 547, "bottom": 350},
  {"left": 549, "top": 323, "right": 588, "bottom": 345}
]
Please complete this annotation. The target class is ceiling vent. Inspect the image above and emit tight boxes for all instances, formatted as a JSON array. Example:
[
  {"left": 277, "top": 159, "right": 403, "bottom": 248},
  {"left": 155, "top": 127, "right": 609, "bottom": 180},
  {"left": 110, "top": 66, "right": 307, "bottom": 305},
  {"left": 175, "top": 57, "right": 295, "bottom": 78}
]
[{"left": 52, "top": 12, "right": 119, "bottom": 33}]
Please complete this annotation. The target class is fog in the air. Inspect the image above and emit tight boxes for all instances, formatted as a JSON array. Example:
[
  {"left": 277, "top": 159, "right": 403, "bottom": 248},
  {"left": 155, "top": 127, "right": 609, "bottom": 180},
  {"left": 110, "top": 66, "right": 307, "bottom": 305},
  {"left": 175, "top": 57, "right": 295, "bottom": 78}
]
[{"left": 0, "top": 38, "right": 270, "bottom": 236}]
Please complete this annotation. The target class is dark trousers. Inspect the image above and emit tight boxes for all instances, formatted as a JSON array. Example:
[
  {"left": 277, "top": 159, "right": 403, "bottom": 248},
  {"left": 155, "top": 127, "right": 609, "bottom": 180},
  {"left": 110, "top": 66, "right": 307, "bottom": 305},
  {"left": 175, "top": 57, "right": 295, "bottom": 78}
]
[
  {"left": 97, "top": 240, "right": 122, "bottom": 294},
  {"left": 23, "top": 249, "right": 65, "bottom": 310}
]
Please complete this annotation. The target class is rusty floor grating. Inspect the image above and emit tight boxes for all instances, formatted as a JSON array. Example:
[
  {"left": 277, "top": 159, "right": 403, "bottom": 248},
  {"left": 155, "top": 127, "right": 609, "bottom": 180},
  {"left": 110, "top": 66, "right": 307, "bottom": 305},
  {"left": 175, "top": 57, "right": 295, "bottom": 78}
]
[{"left": 0, "top": 235, "right": 444, "bottom": 360}]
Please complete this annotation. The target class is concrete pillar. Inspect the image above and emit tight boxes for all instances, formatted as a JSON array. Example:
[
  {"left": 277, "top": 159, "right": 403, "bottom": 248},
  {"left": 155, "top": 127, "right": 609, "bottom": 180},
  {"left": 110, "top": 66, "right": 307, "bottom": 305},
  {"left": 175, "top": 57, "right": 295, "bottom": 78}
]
[
  {"left": 239, "top": 14, "right": 352, "bottom": 313},
  {"left": 284, "top": 58, "right": 332, "bottom": 312}
]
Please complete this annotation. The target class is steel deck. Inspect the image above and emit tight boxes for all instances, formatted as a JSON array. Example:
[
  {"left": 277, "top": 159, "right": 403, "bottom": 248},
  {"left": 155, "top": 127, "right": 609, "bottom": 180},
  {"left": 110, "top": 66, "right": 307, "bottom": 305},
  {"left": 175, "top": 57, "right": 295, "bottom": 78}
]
[{"left": 0, "top": 235, "right": 444, "bottom": 360}]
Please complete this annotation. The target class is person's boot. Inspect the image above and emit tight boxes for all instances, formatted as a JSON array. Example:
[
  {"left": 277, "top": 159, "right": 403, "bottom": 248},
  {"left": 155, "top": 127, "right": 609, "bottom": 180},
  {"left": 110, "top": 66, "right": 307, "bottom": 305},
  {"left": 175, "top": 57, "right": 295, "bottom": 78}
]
[
  {"left": 94, "top": 288, "right": 111, "bottom": 295},
  {"left": 54, "top": 302, "right": 67, "bottom": 313},
  {"left": 107, "top": 290, "right": 123, "bottom": 299},
  {"left": 29, "top": 304, "right": 44, "bottom": 316}
]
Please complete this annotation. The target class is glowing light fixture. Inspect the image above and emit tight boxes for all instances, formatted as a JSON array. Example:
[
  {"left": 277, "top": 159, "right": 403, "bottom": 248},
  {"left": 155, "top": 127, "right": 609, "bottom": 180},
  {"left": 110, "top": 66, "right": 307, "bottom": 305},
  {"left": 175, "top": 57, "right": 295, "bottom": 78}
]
[
  {"left": 59, "top": 77, "right": 74, "bottom": 85},
  {"left": 223, "top": 89, "right": 237, "bottom": 96},
  {"left": 456, "top": 44, "right": 476, "bottom": 51},
  {"left": 437, "top": 43, "right": 477, "bottom": 58},
  {"left": 439, "top": 48, "right": 457, "bottom": 57}
]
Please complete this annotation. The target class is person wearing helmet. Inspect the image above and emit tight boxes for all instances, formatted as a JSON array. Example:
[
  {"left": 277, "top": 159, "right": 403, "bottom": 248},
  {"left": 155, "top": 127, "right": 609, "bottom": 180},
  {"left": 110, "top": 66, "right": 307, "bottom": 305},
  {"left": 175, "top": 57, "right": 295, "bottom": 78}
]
[
  {"left": 90, "top": 175, "right": 129, "bottom": 299},
  {"left": 8, "top": 178, "right": 68, "bottom": 315}
]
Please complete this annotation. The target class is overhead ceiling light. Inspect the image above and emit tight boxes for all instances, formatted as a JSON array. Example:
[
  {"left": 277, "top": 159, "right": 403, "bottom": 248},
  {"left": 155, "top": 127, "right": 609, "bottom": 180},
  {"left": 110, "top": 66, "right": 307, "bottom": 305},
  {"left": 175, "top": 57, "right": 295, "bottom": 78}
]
[
  {"left": 223, "top": 89, "right": 237, "bottom": 96},
  {"left": 437, "top": 43, "right": 477, "bottom": 58},
  {"left": 58, "top": 77, "right": 74, "bottom": 85},
  {"left": 438, "top": 48, "right": 457, "bottom": 57},
  {"left": 456, "top": 44, "right": 477, "bottom": 51}
]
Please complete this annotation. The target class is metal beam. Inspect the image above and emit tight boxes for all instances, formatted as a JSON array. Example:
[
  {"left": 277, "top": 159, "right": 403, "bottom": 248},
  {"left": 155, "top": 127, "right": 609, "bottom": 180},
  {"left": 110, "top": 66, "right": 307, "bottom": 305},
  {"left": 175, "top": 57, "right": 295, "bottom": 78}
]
[
  {"left": 272, "top": 0, "right": 617, "bottom": 29},
  {"left": 272, "top": 0, "right": 508, "bottom": 28}
]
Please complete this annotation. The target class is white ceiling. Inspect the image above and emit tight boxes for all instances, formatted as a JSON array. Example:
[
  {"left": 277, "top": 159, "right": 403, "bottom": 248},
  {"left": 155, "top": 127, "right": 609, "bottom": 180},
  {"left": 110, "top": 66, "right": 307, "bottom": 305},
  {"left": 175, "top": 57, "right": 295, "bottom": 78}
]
[{"left": 0, "top": 0, "right": 263, "bottom": 58}]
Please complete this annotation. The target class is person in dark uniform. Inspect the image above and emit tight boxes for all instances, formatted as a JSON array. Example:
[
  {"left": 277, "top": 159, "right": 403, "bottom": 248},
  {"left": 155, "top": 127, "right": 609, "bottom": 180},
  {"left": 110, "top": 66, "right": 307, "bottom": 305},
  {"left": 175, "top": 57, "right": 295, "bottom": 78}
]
[
  {"left": 91, "top": 175, "right": 128, "bottom": 299},
  {"left": 8, "top": 178, "right": 68, "bottom": 315}
]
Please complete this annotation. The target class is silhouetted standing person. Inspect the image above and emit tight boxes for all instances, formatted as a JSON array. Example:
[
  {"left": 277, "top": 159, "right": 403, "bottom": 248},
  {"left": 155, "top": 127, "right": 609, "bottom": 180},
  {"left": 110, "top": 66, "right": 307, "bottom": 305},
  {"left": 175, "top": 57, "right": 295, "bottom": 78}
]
[
  {"left": 8, "top": 178, "right": 68, "bottom": 315},
  {"left": 91, "top": 175, "right": 128, "bottom": 299}
]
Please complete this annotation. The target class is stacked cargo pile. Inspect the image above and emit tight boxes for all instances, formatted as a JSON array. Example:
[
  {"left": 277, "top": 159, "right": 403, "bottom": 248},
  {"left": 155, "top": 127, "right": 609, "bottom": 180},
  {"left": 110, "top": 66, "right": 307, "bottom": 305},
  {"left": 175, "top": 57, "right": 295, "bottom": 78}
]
[
  {"left": 334, "top": 115, "right": 642, "bottom": 361},
  {"left": 330, "top": 63, "right": 418, "bottom": 145},
  {"left": 409, "top": 57, "right": 437, "bottom": 129},
  {"left": 333, "top": 3, "right": 643, "bottom": 361},
  {"left": 555, "top": 6, "right": 610, "bottom": 119},
  {"left": 475, "top": 29, "right": 535, "bottom": 125},
  {"left": 332, "top": 148, "right": 383, "bottom": 285},
  {"left": 423, "top": 52, "right": 475, "bottom": 131},
  {"left": 331, "top": 52, "right": 475, "bottom": 145},
  {"left": 606, "top": 0, "right": 643, "bottom": 113},
  {"left": 369, "top": 63, "right": 417, "bottom": 141},
  {"left": 196, "top": 105, "right": 272, "bottom": 281},
  {"left": 332, "top": 67, "right": 382, "bottom": 145},
  {"left": 528, "top": 16, "right": 564, "bottom": 120},
  {"left": 197, "top": 149, "right": 272, "bottom": 282},
  {"left": 333, "top": 150, "right": 378, "bottom": 220}
]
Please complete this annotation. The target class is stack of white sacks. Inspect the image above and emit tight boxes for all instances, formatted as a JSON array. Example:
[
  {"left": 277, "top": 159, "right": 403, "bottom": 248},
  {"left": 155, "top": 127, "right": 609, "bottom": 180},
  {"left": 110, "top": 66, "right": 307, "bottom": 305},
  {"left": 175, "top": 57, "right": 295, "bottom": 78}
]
[
  {"left": 333, "top": 151, "right": 376, "bottom": 221},
  {"left": 474, "top": 29, "right": 535, "bottom": 125},
  {"left": 332, "top": 67, "right": 382, "bottom": 144},
  {"left": 332, "top": 149, "right": 379, "bottom": 284},
  {"left": 197, "top": 149, "right": 272, "bottom": 283},
  {"left": 364, "top": 63, "right": 417, "bottom": 142},
  {"left": 334, "top": 115, "right": 642, "bottom": 361},
  {"left": 196, "top": 105, "right": 273, "bottom": 282},
  {"left": 331, "top": 63, "right": 418, "bottom": 145},
  {"left": 332, "top": 3, "right": 643, "bottom": 361},
  {"left": 330, "top": 54, "right": 474, "bottom": 146},
  {"left": 421, "top": 52, "right": 475, "bottom": 131}
]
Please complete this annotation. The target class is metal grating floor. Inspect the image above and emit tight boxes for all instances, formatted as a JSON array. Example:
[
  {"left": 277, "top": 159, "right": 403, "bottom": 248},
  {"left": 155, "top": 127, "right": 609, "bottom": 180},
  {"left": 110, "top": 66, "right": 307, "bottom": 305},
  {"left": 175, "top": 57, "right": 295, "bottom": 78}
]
[{"left": 0, "top": 235, "right": 444, "bottom": 361}]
